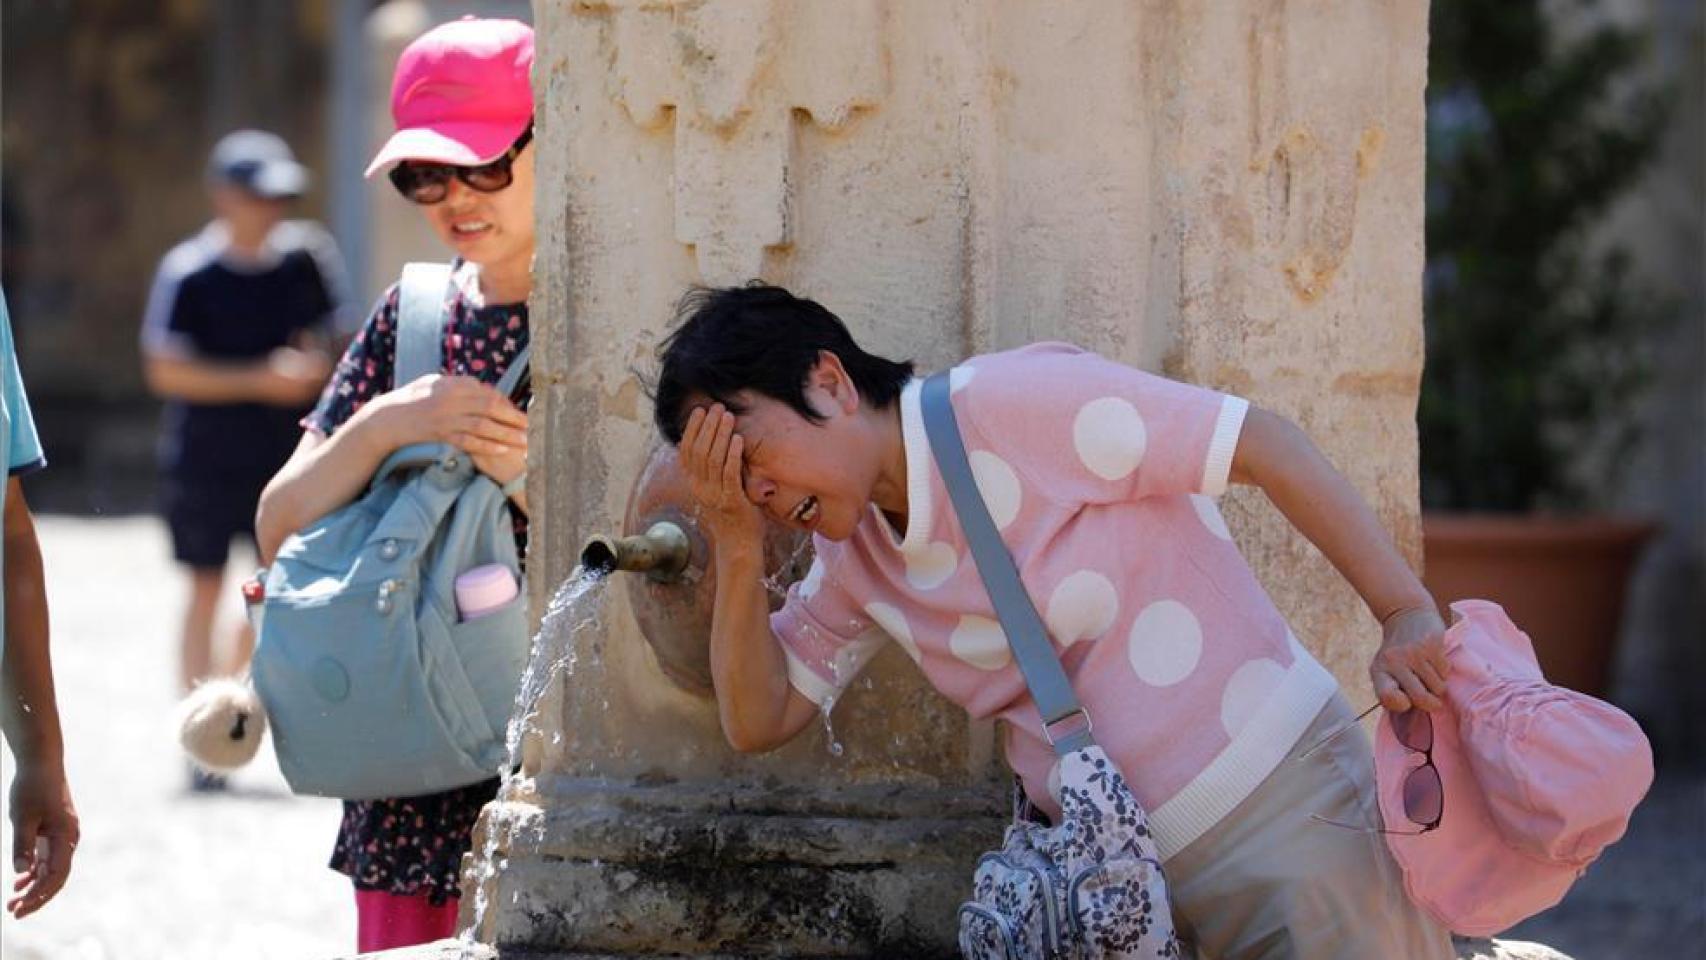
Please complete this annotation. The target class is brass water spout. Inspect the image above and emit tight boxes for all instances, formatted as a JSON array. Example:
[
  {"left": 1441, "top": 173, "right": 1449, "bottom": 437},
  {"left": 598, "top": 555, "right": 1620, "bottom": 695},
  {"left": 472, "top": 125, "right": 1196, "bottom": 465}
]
[{"left": 581, "top": 521, "right": 692, "bottom": 582}]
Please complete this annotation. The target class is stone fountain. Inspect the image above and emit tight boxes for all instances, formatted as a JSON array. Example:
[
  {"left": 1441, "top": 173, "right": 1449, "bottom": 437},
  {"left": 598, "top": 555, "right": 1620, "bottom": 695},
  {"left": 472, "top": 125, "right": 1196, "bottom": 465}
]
[{"left": 347, "top": 2, "right": 1524, "bottom": 958}]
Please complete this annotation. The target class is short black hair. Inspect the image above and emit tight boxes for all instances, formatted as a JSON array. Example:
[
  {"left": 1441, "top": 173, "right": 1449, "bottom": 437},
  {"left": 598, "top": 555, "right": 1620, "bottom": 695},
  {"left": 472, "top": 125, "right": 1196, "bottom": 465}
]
[{"left": 652, "top": 283, "right": 915, "bottom": 444}]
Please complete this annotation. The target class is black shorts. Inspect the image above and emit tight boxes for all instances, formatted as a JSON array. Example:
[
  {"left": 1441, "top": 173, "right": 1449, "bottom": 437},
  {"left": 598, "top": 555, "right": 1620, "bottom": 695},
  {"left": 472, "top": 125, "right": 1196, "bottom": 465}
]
[{"left": 161, "top": 474, "right": 268, "bottom": 570}]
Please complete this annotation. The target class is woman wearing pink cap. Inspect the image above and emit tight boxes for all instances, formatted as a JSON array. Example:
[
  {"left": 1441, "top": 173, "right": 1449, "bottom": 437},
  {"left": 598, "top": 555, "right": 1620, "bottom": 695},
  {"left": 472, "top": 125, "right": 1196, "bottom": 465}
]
[{"left": 255, "top": 16, "right": 536, "bottom": 951}]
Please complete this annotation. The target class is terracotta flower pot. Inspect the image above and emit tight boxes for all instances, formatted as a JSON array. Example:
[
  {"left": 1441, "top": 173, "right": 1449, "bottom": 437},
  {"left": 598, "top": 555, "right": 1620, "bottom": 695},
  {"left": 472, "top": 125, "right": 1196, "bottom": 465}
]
[{"left": 1421, "top": 514, "right": 1656, "bottom": 698}]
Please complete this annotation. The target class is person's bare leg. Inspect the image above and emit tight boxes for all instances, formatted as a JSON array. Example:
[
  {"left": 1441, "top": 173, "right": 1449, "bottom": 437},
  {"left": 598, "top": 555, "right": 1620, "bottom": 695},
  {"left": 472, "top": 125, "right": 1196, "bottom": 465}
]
[
  {"left": 224, "top": 618, "right": 255, "bottom": 678},
  {"left": 221, "top": 541, "right": 258, "bottom": 677},
  {"left": 180, "top": 567, "right": 224, "bottom": 693}
]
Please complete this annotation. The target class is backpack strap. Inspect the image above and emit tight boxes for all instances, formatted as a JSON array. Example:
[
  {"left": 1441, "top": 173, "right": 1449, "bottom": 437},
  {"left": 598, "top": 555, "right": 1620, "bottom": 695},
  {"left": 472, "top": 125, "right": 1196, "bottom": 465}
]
[
  {"left": 385, "top": 264, "right": 529, "bottom": 493},
  {"left": 396, "top": 262, "right": 453, "bottom": 387},
  {"left": 397, "top": 262, "right": 531, "bottom": 400},
  {"left": 921, "top": 372, "right": 1095, "bottom": 757}
]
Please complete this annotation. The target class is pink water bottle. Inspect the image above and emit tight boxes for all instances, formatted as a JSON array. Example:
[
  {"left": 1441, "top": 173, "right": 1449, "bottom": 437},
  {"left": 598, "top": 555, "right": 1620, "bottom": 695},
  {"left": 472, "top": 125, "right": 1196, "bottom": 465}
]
[{"left": 454, "top": 564, "right": 518, "bottom": 621}]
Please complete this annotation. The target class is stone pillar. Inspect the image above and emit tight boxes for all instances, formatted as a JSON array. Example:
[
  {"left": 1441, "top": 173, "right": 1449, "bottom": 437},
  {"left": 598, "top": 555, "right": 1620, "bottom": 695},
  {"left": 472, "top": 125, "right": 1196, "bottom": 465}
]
[
  {"left": 1158, "top": 1, "right": 1431, "bottom": 691},
  {"left": 494, "top": 2, "right": 1429, "bottom": 956}
]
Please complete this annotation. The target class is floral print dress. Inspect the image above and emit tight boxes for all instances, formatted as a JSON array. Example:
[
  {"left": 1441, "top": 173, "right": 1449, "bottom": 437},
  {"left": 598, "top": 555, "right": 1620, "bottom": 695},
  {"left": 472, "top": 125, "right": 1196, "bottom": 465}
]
[{"left": 302, "top": 262, "right": 529, "bottom": 904}]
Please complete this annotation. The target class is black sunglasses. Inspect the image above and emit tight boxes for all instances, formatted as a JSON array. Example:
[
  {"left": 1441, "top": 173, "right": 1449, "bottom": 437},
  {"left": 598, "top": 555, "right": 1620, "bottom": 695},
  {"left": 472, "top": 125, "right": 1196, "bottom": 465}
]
[
  {"left": 388, "top": 125, "right": 534, "bottom": 205},
  {"left": 1302, "top": 703, "right": 1443, "bottom": 835},
  {"left": 1388, "top": 707, "right": 1444, "bottom": 832}
]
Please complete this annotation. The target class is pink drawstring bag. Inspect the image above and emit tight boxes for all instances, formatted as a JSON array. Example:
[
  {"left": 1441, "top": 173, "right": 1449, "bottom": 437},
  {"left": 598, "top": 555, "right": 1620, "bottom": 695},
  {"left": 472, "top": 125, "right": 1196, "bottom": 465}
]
[{"left": 1376, "top": 599, "right": 1653, "bottom": 936}]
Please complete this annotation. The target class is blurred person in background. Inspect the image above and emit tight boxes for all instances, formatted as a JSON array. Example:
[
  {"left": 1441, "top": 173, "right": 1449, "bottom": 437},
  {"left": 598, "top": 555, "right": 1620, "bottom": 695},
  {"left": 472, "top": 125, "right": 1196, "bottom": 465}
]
[
  {"left": 140, "top": 130, "right": 353, "bottom": 790},
  {"left": 1, "top": 290, "right": 79, "bottom": 919}
]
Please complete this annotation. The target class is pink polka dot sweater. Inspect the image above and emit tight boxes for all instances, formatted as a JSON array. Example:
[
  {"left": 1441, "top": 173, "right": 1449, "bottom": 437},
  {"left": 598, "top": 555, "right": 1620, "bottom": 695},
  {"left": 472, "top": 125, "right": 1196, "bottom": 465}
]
[{"left": 773, "top": 343, "right": 1339, "bottom": 861}]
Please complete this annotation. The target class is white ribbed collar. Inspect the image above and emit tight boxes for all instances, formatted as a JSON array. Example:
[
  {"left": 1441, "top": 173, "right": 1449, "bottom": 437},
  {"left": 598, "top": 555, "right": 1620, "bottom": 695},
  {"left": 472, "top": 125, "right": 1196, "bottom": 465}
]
[{"left": 870, "top": 378, "right": 935, "bottom": 556}]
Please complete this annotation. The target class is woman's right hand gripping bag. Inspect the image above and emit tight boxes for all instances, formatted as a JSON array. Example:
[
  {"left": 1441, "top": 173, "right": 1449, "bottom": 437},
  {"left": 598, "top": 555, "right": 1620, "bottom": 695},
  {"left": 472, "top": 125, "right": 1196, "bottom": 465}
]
[{"left": 960, "top": 745, "right": 1183, "bottom": 960}]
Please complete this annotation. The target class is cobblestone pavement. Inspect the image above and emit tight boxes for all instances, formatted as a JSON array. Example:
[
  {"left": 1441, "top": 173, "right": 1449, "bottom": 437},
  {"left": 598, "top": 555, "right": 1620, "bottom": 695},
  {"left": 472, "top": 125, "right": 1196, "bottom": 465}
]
[
  {"left": 2, "top": 516, "right": 1699, "bottom": 959},
  {"left": 1, "top": 517, "right": 352, "bottom": 960},
  {"left": 1504, "top": 757, "right": 1705, "bottom": 958}
]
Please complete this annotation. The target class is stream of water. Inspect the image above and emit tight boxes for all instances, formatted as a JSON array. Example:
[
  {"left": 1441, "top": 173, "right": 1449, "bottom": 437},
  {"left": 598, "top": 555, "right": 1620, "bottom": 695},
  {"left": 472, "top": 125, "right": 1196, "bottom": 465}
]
[
  {"left": 460, "top": 539, "right": 840, "bottom": 953},
  {"left": 463, "top": 568, "right": 608, "bottom": 951}
]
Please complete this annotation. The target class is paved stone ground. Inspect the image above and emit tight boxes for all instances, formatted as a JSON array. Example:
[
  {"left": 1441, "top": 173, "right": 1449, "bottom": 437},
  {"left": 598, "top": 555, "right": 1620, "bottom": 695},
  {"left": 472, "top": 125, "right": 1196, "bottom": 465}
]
[
  {"left": 2, "top": 517, "right": 1700, "bottom": 959},
  {"left": 1502, "top": 757, "right": 1705, "bottom": 957},
  {"left": 0, "top": 517, "right": 353, "bottom": 960}
]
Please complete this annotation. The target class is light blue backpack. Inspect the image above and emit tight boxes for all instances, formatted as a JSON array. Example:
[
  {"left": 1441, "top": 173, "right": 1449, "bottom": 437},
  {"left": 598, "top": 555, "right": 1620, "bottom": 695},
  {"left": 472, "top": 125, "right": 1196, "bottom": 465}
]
[{"left": 251, "top": 263, "right": 531, "bottom": 800}]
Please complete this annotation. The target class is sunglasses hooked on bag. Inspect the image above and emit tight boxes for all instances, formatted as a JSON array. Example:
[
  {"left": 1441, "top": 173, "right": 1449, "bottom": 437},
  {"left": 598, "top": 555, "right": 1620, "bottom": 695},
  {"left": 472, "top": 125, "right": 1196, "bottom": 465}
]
[
  {"left": 1301, "top": 703, "right": 1443, "bottom": 835},
  {"left": 921, "top": 373, "right": 1184, "bottom": 960}
]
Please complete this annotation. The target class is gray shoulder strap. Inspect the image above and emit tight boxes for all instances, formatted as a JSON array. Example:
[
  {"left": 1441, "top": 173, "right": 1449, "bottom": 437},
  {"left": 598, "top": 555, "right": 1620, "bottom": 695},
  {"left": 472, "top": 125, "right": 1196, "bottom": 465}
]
[
  {"left": 920, "top": 372, "right": 1094, "bottom": 757},
  {"left": 399, "top": 262, "right": 531, "bottom": 399},
  {"left": 396, "top": 262, "right": 453, "bottom": 387}
]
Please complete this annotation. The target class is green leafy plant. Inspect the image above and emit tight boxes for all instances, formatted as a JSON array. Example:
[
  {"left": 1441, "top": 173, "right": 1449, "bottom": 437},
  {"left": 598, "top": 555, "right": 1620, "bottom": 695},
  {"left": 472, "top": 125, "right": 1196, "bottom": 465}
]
[{"left": 1420, "top": 0, "right": 1671, "bottom": 511}]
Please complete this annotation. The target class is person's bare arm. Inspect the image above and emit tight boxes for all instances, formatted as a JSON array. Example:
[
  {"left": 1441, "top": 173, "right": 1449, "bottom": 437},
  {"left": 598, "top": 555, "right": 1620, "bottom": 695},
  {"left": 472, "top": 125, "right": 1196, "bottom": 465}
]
[
  {"left": 682, "top": 405, "right": 817, "bottom": 752},
  {"left": 142, "top": 346, "right": 329, "bottom": 407},
  {"left": 1230, "top": 406, "right": 1449, "bottom": 712},
  {"left": 2, "top": 480, "right": 78, "bottom": 918},
  {"left": 255, "top": 427, "right": 373, "bottom": 565}
]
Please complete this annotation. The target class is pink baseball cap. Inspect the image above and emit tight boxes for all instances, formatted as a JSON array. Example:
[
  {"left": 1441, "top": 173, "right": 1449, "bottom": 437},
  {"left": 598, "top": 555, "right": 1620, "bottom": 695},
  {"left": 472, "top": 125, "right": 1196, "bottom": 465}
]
[
  {"left": 365, "top": 17, "right": 534, "bottom": 178},
  {"left": 1376, "top": 599, "right": 1653, "bottom": 936}
]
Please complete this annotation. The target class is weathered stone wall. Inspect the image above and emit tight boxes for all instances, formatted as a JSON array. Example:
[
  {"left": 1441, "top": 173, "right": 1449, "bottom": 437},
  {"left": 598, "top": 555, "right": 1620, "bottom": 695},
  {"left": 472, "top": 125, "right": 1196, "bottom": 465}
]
[
  {"left": 511, "top": 1, "right": 1429, "bottom": 954},
  {"left": 1102, "top": 1, "right": 1430, "bottom": 694}
]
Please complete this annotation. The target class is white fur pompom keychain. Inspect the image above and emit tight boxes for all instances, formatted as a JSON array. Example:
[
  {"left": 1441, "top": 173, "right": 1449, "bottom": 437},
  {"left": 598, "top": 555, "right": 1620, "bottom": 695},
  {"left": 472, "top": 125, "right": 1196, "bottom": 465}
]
[{"left": 176, "top": 677, "right": 268, "bottom": 773}]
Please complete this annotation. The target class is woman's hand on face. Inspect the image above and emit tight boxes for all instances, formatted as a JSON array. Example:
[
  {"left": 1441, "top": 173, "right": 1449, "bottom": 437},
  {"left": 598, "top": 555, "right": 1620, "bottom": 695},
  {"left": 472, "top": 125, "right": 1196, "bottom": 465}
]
[
  {"left": 375, "top": 374, "right": 528, "bottom": 456},
  {"left": 680, "top": 404, "right": 765, "bottom": 545}
]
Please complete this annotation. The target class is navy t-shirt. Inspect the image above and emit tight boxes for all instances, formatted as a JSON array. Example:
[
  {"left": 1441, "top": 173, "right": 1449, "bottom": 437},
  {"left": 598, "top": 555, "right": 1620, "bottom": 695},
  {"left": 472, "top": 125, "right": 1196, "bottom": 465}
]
[{"left": 141, "top": 221, "right": 353, "bottom": 483}]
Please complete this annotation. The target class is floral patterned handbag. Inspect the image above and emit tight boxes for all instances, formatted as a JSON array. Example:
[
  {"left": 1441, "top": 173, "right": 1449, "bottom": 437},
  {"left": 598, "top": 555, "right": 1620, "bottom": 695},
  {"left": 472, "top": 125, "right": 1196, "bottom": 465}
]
[{"left": 921, "top": 372, "right": 1184, "bottom": 960}]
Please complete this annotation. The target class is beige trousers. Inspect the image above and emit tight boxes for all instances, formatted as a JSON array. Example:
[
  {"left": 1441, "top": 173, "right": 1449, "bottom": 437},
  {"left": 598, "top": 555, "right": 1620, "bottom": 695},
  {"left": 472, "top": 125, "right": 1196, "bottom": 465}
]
[{"left": 1165, "top": 694, "right": 1454, "bottom": 960}]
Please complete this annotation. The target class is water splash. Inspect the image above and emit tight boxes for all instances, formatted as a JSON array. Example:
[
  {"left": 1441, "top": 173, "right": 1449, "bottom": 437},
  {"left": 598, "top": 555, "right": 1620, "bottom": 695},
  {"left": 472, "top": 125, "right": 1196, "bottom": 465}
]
[
  {"left": 821, "top": 694, "right": 845, "bottom": 758},
  {"left": 504, "top": 568, "right": 606, "bottom": 764},
  {"left": 464, "top": 567, "right": 608, "bottom": 952},
  {"left": 819, "top": 651, "right": 849, "bottom": 759},
  {"left": 761, "top": 535, "right": 814, "bottom": 601}
]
